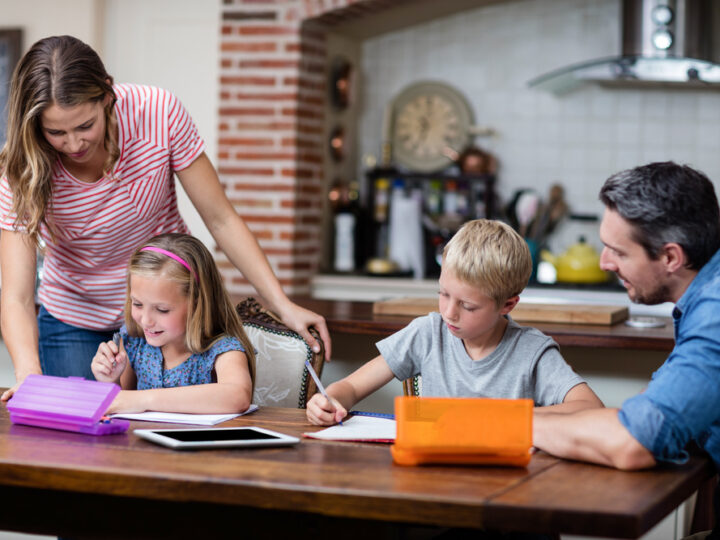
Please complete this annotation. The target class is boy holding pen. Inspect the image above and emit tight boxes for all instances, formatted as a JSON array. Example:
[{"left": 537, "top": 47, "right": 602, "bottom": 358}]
[{"left": 307, "top": 219, "right": 603, "bottom": 426}]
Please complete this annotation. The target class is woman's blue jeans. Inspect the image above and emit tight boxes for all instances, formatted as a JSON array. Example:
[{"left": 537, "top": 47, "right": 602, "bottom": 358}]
[{"left": 38, "top": 305, "right": 115, "bottom": 380}]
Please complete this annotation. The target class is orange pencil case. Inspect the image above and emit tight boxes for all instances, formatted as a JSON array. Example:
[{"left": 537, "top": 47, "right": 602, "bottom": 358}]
[{"left": 391, "top": 396, "right": 533, "bottom": 467}]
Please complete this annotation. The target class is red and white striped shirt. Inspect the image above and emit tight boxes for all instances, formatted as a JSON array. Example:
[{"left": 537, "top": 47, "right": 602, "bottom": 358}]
[{"left": 0, "top": 84, "right": 205, "bottom": 330}]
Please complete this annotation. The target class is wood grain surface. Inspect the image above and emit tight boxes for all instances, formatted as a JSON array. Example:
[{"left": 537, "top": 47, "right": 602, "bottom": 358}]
[
  {"left": 372, "top": 297, "right": 629, "bottom": 325},
  {"left": 0, "top": 401, "right": 711, "bottom": 539}
]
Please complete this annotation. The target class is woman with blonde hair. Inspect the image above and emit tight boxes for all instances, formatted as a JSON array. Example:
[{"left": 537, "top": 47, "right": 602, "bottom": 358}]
[{"left": 0, "top": 35, "right": 329, "bottom": 400}]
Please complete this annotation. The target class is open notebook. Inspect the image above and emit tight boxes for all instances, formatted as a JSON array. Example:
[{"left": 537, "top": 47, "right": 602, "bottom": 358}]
[
  {"left": 303, "top": 412, "right": 396, "bottom": 443},
  {"left": 110, "top": 404, "right": 259, "bottom": 426}
]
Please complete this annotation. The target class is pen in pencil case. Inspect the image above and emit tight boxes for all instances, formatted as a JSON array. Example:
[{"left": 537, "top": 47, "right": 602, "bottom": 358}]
[{"left": 304, "top": 359, "right": 342, "bottom": 425}]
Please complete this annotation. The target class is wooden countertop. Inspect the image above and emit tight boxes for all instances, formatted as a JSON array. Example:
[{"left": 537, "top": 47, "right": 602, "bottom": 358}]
[{"left": 286, "top": 296, "right": 675, "bottom": 351}]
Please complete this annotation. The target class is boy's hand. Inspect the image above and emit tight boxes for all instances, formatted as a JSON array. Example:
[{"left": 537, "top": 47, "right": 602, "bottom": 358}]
[
  {"left": 306, "top": 393, "right": 347, "bottom": 426},
  {"left": 91, "top": 338, "right": 127, "bottom": 384}
]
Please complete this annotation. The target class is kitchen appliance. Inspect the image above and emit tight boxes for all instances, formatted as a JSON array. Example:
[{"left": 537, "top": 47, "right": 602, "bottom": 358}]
[
  {"left": 529, "top": 0, "right": 720, "bottom": 93},
  {"left": 540, "top": 237, "right": 610, "bottom": 284}
]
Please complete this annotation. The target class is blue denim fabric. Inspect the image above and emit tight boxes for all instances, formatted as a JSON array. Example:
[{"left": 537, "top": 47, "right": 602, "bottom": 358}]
[
  {"left": 618, "top": 248, "right": 720, "bottom": 469},
  {"left": 37, "top": 305, "right": 115, "bottom": 380}
]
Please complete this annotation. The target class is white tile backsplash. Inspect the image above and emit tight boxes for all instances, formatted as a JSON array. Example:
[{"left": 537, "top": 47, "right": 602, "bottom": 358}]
[{"left": 358, "top": 0, "right": 720, "bottom": 214}]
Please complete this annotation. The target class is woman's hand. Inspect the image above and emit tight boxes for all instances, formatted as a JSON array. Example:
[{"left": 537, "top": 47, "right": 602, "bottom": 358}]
[
  {"left": 306, "top": 393, "right": 347, "bottom": 426},
  {"left": 276, "top": 302, "right": 332, "bottom": 361},
  {"left": 1, "top": 367, "right": 42, "bottom": 402},
  {"left": 91, "top": 338, "right": 127, "bottom": 384}
]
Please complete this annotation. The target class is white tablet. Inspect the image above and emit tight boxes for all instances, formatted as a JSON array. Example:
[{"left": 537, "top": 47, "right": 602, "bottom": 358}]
[{"left": 134, "top": 426, "right": 300, "bottom": 450}]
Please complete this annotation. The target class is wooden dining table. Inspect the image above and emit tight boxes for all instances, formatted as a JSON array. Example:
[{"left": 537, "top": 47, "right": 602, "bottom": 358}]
[{"left": 0, "top": 403, "right": 713, "bottom": 539}]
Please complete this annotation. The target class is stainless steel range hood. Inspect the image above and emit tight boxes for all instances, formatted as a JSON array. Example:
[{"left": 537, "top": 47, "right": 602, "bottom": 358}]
[{"left": 529, "top": 0, "right": 720, "bottom": 94}]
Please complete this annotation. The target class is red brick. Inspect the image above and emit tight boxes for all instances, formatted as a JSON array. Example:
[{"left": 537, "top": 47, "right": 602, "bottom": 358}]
[
  {"left": 281, "top": 138, "right": 321, "bottom": 149},
  {"left": 218, "top": 167, "right": 275, "bottom": 175},
  {"left": 298, "top": 184, "right": 323, "bottom": 194},
  {"left": 221, "top": 41, "right": 278, "bottom": 52},
  {"left": 233, "top": 183, "right": 294, "bottom": 191},
  {"left": 241, "top": 215, "right": 295, "bottom": 224},
  {"left": 278, "top": 262, "right": 313, "bottom": 270},
  {"left": 218, "top": 137, "right": 275, "bottom": 146},
  {"left": 300, "top": 215, "right": 322, "bottom": 224},
  {"left": 251, "top": 229, "right": 274, "bottom": 240},
  {"left": 297, "top": 152, "right": 323, "bottom": 164},
  {"left": 281, "top": 168, "right": 315, "bottom": 179},
  {"left": 219, "top": 107, "right": 275, "bottom": 116},
  {"left": 280, "top": 199, "right": 315, "bottom": 209},
  {"left": 296, "top": 124, "right": 323, "bottom": 134},
  {"left": 280, "top": 107, "right": 322, "bottom": 119},
  {"left": 280, "top": 231, "right": 311, "bottom": 241},
  {"left": 239, "top": 59, "right": 300, "bottom": 69},
  {"left": 299, "top": 95, "right": 324, "bottom": 106},
  {"left": 236, "top": 92, "right": 299, "bottom": 101},
  {"left": 238, "top": 26, "right": 297, "bottom": 36},
  {"left": 232, "top": 198, "right": 274, "bottom": 208},
  {"left": 294, "top": 78, "right": 325, "bottom": 91},
  {"left": 234, "top": 152, "right": 296, "bottom": 160},
  {"left": 261, "top": 248, "right": 293, "bottom": 256},
  {"left": 235, "top": 121, "right": 294, "bottom": 130},
  {"left": 220, "top": 76, "right": 276, "bottom": 86}
]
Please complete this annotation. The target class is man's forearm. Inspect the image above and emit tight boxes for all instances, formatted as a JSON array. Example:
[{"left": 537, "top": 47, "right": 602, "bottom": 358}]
[{"left": 533, "top": 408, "right": 656, "bottom": 470}]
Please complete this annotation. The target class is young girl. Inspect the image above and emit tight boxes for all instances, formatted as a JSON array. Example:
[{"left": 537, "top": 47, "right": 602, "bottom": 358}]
[{"left": 91, "top": 233, "right": 256, "bottom": 414}]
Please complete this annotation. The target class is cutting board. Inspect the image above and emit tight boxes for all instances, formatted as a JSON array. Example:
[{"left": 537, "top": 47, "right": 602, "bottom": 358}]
[{"left": 372, "top": 297, "right": 629, "bottom": 325}]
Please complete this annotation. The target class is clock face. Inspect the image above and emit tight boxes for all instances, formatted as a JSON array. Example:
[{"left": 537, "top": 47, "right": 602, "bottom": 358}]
[{"left": 391, "top": 82, "right": 474, "bottom": 172}]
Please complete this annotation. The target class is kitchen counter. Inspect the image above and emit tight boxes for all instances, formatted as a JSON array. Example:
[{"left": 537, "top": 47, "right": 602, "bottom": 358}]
[
  {"left": 311, "top": 274, "right": 675, "bottom": 317},
  {"left": 290, "top": 296, "right": 674, "bottom": 351}
]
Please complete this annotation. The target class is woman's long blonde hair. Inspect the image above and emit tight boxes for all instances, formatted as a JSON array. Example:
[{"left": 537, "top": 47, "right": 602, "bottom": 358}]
[
  {"left": 0, "top": 35, "right": 119, "bottom": 245},
  {"left": 125, "top": 233, "right": 256, "bottom": 391}
]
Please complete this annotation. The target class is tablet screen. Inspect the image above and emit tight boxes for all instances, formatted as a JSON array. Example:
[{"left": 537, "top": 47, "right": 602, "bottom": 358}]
[
  {"left": 158, "top": 428, "right": 280, "bottom": 442},
  {"left": 134, "top": 426, "right": 300, "bottom": 449}
]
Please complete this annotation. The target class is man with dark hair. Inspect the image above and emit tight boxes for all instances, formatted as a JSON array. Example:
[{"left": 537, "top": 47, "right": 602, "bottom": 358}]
[{"left": 534, "top": 162, "right": 720, "bottom": 538}]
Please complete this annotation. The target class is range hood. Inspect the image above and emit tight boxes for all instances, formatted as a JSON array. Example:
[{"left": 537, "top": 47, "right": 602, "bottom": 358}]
[{"left": 529, "top": 0, "right": 720, "bottom": 93}]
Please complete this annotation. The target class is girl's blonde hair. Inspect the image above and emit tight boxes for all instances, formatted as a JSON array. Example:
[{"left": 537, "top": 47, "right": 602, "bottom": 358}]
[
  {"left": 0, "top": 35, "right": 119, "bottom": 245},
  {"left": 125, "top": 233, "right": 256, "bottom": 390},
  {"left": 443, "top": 219, "right": 532, "bottom": 306}
]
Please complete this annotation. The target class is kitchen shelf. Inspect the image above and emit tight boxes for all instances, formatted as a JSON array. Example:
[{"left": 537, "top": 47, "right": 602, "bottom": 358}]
[{"left": 363, "top": 166, "right": 497, "bottom": 278}]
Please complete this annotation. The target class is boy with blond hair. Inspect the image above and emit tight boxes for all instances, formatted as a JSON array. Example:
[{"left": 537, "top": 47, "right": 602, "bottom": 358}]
[{"left": 307, "top": 219, "right": 602, "bottom": 426}]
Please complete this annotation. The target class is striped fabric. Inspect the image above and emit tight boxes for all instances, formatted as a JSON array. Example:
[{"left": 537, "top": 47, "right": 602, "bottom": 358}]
[{"left": 0, "top": 84, "right": 205, "bottom": 330}]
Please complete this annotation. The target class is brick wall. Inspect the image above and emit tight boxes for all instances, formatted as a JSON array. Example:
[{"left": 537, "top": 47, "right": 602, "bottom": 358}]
[{"left": 218, "top": 0, "right": 409, "bottom": 295}]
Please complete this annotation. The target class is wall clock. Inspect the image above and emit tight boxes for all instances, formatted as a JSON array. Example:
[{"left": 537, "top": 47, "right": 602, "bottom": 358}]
[{"left": 388, "top": 81, "right": 474, "bottom": 173}]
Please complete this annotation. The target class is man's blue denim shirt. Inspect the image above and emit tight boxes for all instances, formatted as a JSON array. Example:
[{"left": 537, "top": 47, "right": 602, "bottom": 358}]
[{"left": 619, "top": 248, "right": 720, "bottom": 469}]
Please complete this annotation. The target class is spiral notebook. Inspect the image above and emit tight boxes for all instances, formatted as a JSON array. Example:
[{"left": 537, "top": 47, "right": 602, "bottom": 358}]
[{"left": 303, "top": 411, "right": 396, "bottom": 443}]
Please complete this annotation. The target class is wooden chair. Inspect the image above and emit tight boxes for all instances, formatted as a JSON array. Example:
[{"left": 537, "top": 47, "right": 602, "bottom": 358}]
[{"left": 237, "top": 297, "right": 325, "bottom": 408}]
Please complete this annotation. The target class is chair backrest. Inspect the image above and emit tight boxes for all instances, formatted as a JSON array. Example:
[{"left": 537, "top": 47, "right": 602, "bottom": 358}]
[
  {"left": 403, "top": 375, "right": 422, "bottom": 397},
  {"left": 237, "top": 297, "right": 325, "bottom": 408}
]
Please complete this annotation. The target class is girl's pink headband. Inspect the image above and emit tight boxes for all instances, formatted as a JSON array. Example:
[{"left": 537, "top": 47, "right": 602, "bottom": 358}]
[{"left": 140, "top": 246, "right": 198, "bottom": 282}]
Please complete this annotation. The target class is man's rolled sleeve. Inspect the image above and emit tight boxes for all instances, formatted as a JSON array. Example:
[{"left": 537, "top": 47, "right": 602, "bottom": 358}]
[{"left": 619, "top": 394, "right": 689, "bottom": 464}]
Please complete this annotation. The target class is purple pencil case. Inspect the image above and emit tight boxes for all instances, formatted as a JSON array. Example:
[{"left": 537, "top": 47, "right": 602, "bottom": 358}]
[{"left": 7, "top": 374, "right": 129, "bottom": 435}]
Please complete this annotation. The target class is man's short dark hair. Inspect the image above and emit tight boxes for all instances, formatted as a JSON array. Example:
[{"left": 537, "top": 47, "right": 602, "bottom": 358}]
[{"left": 599, "top": 162, "right": 720, "bottom": 270}]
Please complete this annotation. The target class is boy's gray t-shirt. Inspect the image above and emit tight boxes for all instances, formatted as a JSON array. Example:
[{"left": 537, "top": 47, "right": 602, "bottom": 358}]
[{"left": 377, "top": 312, "right": 584, "bottom": 406}]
